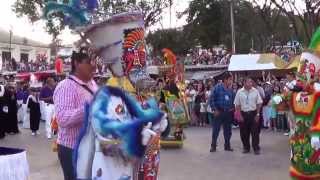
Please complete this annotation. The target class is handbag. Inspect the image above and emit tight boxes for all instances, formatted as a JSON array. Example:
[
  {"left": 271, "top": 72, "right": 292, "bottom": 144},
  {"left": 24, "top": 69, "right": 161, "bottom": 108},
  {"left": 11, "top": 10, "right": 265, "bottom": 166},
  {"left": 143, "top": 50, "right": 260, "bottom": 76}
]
[{"left": 234, "top": 110, "right": 242, "bottom": 122}]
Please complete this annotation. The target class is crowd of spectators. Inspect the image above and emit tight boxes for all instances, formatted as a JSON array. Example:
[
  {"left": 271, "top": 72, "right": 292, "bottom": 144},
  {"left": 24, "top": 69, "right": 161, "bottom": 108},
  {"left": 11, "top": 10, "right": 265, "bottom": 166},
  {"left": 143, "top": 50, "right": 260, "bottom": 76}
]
[
  {"left": 184, "top": 72, "right": 291, "bottom": 135},
  {"left": 149, "top": 48, "right": 231, "bottom": 66},
  {"left": 185, "top": 49, "right": 231, "bottom": 65},
  {"left": 2, "top": 58, "right": 54, "bottom": 72},
  {"left": 268, "top": 46, "right": 300, "bottom": 62}
]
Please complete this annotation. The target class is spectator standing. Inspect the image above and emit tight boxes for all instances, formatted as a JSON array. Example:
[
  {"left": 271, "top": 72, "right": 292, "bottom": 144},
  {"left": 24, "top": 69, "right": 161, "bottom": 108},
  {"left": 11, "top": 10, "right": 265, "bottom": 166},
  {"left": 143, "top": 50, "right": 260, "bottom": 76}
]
[
  {"left": 193, "top": 82, "right": 205, "bottom": 126},
  {"left": 21, "top": 84, "right": 30, "bottom": 129},
  {"left": 16, "top": 85, "right": 24, "bottom": 123},
  {"left": 196, "top": 83, "right": 206, "bottom": 126},
  {"left": 185, "top": 84, "right": 197, "bottom": 125},
  {"left": 269, "top": 86, "right": 280, "bottom": 131},
  {"left": 53, "top": 49, "right": 97, "bottom": 180},
  {"left": 234, "top": 78, "right": 263, "bottom": 155},
  {"left": 40, "top": 77, "right": 56, "bottom": 139},
  {"left": 209, "top": 73, "right": 235, "bottom": 152},
  {"left": 4, "top": 84, "right": 19, "bottom": 134},
  {"left": 27, "top": 88, "right": 41, "bottom": 136},
  {"left": 253, "top": 80, "right": 265, "bottom": 130}
]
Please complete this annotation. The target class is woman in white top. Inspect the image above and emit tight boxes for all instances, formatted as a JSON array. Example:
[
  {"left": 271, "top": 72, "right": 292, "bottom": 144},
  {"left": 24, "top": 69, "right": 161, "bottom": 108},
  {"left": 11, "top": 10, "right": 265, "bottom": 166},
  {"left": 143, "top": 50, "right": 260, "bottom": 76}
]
[{"left": 186, "top": 84, "right": 197, "bottom": 126}]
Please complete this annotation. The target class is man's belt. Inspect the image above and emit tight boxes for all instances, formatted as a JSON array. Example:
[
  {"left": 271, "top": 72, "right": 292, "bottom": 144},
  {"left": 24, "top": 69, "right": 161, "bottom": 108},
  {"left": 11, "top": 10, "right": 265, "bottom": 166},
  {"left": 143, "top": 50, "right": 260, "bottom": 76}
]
[{"left": 241, "top": 110, "right": 257, "bottom": 114}]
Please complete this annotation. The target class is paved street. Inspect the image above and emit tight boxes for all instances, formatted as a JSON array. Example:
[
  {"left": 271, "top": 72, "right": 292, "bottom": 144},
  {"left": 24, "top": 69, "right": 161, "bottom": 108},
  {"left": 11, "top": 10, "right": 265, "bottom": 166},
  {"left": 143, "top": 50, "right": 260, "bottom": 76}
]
[{"left": 0, "top": 122, "right": 290, "bottom": 180}]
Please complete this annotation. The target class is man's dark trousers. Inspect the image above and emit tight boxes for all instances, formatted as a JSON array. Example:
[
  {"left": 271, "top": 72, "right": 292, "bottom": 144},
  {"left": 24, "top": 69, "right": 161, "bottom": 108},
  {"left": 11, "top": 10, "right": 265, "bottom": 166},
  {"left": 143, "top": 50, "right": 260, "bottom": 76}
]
[
  {"left": 240, "top": 110, "right": 260, "bottom": 151},
  {"left": 211, "top": 111, "right": 232, "bottom": 149}
]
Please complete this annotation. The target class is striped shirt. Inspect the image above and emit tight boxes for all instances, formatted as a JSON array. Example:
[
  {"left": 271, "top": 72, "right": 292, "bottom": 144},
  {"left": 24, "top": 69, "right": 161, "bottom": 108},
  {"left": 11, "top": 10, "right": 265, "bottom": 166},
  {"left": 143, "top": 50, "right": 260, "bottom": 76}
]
[{"left": 53, "top": 75, "right": 98, "bottom": 149}]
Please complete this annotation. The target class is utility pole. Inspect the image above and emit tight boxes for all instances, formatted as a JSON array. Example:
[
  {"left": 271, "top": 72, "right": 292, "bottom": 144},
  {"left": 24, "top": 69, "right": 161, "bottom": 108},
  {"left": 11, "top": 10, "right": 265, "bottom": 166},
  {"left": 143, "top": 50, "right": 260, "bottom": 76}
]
[
  {"left": 169, "top": 0, "right": 173, "bottom": 28},
  {"left": 230, "top": 0, "right": 236, "bottom": 54},
  {"left": 9, "top": 30, "right": 12, "bottom": 58},
  {"left": 9, "top": 26, "right": 13, "bottom": 71}
]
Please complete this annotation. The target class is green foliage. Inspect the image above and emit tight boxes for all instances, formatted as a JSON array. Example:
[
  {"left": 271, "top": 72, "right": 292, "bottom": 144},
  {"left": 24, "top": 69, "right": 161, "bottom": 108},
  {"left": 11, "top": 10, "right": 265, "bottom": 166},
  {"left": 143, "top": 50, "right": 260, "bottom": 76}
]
[
  {"left": 146, "top": 28, "right": 196, "bottom": 56},
  {"left": 13, "top": 0, "right": 171, "bottom": 39},
  {"left": 185, "top": 0, "right": 223, "bottom": 49},
  {"left": 183, "top": 0, "right": 296, "bottom": 53}
]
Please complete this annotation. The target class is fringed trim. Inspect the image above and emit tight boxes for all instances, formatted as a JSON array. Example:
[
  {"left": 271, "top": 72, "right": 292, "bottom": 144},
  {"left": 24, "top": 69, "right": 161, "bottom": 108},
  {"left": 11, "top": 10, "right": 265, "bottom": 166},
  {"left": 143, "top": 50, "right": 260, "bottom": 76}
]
[{"left": 0, "top": 150, "right": 29, "bottom": 180}]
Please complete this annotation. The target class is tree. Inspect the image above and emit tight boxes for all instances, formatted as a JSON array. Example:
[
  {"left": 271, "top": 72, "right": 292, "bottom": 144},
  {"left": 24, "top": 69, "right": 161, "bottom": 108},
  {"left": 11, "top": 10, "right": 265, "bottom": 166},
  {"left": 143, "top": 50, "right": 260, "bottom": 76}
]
[
  {"left": 269, "top": 0, "right": 320, "bottom": 42},
  {"left": 184, "top": 0, "right": 224, "bottom": 48},
  {"left": 244, "top": 0, "right": 293, "bottom": 49},
  {"left": 13, "top": 0, "right": 172, "bottom": 39},
  {"left": 182, "top": 0, "right": 295, "bottom": 53},
  {"left": 146, "top": 28, "right": 196, "bottom": 56}
]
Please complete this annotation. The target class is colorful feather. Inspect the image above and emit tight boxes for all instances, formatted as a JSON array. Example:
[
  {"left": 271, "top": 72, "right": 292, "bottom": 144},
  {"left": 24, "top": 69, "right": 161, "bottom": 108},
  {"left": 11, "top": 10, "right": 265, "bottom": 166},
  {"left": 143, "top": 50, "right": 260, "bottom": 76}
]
[
  {"left": 86, "top": 0, "right": 99, "bottom": 11},
  {"left": 70, "top": 0, "right": 81, "bottom": 8},
  {"left": 43, "top": 0, "right": 93, "bottom": 27},
  {"left": 90, "top": 86, "right": 163, "bottom": 157},
  {"left": 309, "top": 27, "right": 320, "bottom": 50}
]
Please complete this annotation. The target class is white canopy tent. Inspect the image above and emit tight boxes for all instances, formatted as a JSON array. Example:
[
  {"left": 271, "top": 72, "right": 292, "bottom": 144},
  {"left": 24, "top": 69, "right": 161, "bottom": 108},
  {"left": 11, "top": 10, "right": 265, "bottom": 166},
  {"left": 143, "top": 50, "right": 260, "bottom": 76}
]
[{"left": 228, "top": 54, "right": 287, "bottom": 71}]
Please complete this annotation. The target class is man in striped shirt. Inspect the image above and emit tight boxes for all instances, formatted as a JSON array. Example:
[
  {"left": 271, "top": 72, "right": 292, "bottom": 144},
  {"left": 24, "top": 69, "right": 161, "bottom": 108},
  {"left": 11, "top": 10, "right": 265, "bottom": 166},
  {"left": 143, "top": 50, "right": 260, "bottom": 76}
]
[{"left": 53, "top": 48, "right": 98, "bottom": 180}]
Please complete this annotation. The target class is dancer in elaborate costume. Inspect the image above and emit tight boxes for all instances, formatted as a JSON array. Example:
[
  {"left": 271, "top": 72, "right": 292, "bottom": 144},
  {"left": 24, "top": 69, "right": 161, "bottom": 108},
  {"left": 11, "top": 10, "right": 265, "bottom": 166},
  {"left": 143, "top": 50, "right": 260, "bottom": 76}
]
[
  {"left": 44, "top": 1, "right": 167, "bottom": 179},
  {"left": 157, "top": 49, "right": 189, "bottom": 148},
  {"left": 273, "top": 27, "right": 320, "bottom": 179}
]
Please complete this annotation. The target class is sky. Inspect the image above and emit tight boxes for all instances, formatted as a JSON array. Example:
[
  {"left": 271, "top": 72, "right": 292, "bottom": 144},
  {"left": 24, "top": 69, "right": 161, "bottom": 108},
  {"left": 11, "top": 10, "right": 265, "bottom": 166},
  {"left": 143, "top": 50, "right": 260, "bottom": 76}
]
[{"left": 0, "top": 0, "right": 190, "bottom": 45}]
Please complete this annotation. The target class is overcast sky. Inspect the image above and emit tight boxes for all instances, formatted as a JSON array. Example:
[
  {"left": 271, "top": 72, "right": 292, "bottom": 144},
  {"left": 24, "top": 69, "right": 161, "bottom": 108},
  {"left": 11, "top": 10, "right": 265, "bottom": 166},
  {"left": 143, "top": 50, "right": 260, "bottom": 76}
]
[{"left": 0, "top": 0, "right": 190, "bottom": 45}]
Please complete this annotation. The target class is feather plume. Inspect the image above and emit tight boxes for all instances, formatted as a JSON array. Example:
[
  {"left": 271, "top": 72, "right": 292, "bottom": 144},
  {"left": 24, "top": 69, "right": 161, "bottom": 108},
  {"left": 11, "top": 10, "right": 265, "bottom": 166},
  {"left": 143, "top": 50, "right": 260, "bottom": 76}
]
[
  {"left": 90, "top": 86, "right": 163, "bottom": 157},
  {"left": 43, "top": 1, "right": 89, "bottom": 27},
  {"left": 309, "top": 27, "right": 320, "bottom": 50}
]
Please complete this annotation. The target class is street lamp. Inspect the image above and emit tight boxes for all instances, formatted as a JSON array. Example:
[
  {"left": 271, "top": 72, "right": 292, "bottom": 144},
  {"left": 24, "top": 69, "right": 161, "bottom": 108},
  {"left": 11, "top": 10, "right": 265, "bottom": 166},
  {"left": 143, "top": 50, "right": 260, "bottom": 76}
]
[
  {"left": 9, "top": 29, "right": 12, "bottom": 59},
  {"left": 8, "top": 26, "right": 13, "bottom": 71}
]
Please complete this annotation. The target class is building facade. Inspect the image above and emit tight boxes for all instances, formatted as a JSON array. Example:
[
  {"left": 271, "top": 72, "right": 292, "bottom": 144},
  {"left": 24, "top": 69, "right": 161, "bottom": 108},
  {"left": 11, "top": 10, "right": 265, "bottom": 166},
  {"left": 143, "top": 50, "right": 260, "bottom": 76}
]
[{"left": 0, "top": 28, "right": 50, "bottom": 64}]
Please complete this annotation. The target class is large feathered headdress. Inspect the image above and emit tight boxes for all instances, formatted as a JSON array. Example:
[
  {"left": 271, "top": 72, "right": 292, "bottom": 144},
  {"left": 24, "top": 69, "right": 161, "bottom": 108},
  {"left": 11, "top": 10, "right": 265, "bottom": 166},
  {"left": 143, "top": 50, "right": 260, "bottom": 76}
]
[{"left": 309, "top": 27, "right": 320, "bottom": 56}]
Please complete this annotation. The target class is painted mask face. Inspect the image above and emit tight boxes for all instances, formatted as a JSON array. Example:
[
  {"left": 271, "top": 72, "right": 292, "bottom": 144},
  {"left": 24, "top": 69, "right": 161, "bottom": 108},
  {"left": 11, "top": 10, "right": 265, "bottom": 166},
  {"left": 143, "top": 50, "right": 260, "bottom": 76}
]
[{"left": 123, "top": 28, "right": 146, "bottom": 75}]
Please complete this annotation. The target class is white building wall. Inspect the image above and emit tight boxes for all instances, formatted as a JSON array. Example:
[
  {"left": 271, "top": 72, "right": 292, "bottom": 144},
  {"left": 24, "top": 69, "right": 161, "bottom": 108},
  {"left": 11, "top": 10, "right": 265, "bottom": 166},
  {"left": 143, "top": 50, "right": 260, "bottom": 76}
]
[{"left": 0, "top": 42, "right": 50, "bottom": 63}]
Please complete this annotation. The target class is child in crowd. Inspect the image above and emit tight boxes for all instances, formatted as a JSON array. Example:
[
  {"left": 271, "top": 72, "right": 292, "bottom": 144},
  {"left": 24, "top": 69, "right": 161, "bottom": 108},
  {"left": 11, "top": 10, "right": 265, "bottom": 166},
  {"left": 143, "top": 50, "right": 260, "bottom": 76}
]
[
  {"left": 269, "top": 86, "right": 280, "bottom": 131},
  {"left": 262, "top": 101, "right": 271, "bottom": 129}
]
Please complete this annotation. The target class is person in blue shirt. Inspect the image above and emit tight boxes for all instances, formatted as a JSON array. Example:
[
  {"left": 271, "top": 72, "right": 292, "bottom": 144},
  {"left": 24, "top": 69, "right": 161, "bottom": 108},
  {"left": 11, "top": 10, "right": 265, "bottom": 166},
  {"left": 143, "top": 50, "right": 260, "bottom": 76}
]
[{"left": 209, "top": 73, "right": 235, "bottom": 152}]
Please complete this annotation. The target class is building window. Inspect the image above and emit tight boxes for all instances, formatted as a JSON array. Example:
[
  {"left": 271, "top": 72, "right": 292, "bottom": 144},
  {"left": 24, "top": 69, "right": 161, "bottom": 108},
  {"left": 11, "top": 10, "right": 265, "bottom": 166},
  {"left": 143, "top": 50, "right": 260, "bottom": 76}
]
[
  {"left": 20, "top": 53, "right": 29, "bottom": 63},
  {"left": 2, "top": 51, "right": 11, "bottom": 64}
]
